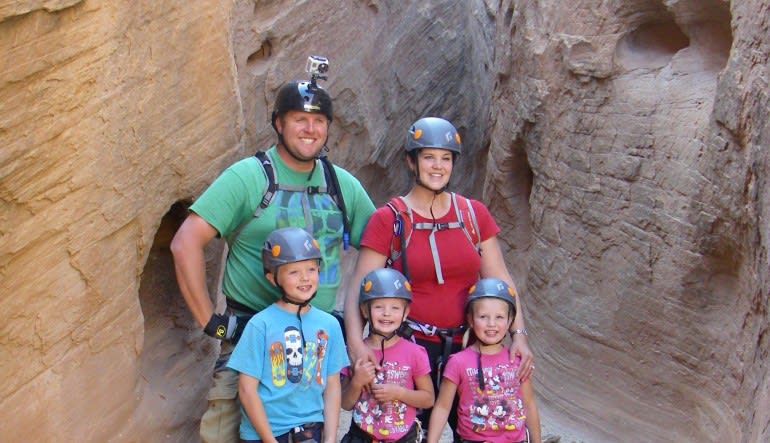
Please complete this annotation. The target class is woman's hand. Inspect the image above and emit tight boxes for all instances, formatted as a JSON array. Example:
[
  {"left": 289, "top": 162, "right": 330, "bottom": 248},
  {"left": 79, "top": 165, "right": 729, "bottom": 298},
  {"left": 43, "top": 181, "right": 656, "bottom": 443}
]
[{"left": 510, "top": 332, "right": 534, "bottom": 381}]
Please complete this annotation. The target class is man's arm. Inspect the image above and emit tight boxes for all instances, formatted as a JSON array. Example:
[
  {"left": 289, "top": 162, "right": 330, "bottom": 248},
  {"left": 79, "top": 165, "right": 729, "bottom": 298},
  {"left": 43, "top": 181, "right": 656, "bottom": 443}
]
[{"left": 170, "top": 213, "right": 219, "bottom": 327}]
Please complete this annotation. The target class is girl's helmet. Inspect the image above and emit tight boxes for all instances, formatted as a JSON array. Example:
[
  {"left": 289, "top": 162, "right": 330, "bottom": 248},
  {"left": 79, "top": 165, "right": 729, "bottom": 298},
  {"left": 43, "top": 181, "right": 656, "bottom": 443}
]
[
  {"left": 359, "top": 268, "right": 412, "bottom": 305},
  {"left": 405, "top": 117, "right": 462, "bottom": 155},
  {"left": 464, "top": 278, "right": 517, "bottom": 313},
  {"left": 261, "top": 227, "right": 322, "bottom": 276}
]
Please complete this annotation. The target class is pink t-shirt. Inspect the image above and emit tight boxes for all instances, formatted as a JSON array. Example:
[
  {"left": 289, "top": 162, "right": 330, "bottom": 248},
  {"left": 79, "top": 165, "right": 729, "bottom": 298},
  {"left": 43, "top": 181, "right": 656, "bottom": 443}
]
[
  {"left": 343, "top": 338, "right": 431, "bottom": 441},
  {"left": 361, "top": 197, "right": 499, "bottom": 341},
  {"left": 443, "top": 347, "right": 527, "bottom": 443}
]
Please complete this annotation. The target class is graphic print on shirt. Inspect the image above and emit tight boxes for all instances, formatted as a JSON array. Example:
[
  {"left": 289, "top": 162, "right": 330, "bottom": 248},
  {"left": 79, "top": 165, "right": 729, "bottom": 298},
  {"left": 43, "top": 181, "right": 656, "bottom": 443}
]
[
  {"left": 274, "top": 190, "right": 343, "bottom": 284},
  {"left": 352, "top": 361, "right": 413, "bottom": 439},
  {"left": 314, "top": 330, "right": 329, "bottom": 385},
  {"left": 269, "top": 341, "right": 287, "bottom": 387},
  {"left": 284, "top": 326, "right": 303, "bottom": 383},
  {"left": 269, "top": 326, "right": 330, "bottom": 387},
  {"left": 467, "top": 362, "right": 526, "bottom": 433}
]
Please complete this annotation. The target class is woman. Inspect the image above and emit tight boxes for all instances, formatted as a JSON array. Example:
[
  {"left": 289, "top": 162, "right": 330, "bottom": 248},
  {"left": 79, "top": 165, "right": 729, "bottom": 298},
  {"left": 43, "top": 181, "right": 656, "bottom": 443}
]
[{"left": 344, "top": 117, "right": 534, "bottom": 437}]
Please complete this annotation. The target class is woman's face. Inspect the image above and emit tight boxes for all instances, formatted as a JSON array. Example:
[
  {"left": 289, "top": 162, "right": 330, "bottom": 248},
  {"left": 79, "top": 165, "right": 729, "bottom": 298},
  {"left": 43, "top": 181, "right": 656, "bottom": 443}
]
[{"left": 410, "top": 147, "right": 454, "bottom": 191}]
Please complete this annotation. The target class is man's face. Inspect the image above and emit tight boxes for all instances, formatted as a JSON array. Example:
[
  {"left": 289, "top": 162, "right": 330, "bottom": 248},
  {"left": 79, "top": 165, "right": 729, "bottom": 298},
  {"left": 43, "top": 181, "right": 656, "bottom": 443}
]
[{"left": 275, "top": 109, "right": 329, "bottom": 168}]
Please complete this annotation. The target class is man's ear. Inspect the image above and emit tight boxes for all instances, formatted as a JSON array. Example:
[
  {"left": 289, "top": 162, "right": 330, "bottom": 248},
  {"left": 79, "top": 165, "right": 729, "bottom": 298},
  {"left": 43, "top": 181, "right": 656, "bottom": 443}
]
[{"left": 274, "top": 115, "right": 284, "bottom": 135}]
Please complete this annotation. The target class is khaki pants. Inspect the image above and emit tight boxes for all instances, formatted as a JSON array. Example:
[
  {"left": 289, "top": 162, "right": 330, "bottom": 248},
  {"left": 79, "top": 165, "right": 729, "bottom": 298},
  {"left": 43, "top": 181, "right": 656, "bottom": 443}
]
[{"left": 200, "top": 341, "right": 240, "bottom": 443}]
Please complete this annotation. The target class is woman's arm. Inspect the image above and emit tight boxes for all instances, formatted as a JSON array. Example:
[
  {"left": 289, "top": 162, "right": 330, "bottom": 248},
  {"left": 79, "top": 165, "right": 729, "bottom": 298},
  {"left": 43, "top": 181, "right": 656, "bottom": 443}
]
[
  {"left": 343, "top": 247, "right": 388, "bottom": 367},
  {"left": 238, "top": 374, "right": 277, "bottom": 443},
  {"left": 426, "top": 378, "right": 457, "bottom": 443},
  {"left": 479, "top": 235, "right": 534, "bottom": 379}
]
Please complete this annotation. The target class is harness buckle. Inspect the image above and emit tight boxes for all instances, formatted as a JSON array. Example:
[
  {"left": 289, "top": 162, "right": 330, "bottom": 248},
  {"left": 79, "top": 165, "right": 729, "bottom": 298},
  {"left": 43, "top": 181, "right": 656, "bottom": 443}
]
[{"left": 434, "top": 222, "right": 450, "bottom": 231}]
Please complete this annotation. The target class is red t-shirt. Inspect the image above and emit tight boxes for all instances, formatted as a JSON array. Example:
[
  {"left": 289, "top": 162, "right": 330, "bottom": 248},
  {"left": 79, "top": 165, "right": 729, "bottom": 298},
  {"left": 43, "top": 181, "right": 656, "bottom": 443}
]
[{"left": 361, "top": 197, "right": 499, "bottom": 341}]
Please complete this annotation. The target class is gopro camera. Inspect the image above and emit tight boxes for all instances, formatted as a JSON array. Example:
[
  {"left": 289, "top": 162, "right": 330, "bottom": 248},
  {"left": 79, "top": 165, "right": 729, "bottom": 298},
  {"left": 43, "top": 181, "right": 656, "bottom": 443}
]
[{"left": 306, "top": 55, "right": 329, "bottom": 83}]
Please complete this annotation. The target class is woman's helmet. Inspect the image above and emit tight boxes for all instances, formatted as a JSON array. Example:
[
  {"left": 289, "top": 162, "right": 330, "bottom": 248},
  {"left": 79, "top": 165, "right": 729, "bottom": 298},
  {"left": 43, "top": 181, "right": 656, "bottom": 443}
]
[
  {"left": 271, "top": 80, "right": 333, "bottom": 133},
  {"left": 359, "top": 268, "right": 412, "bottom": 305},
  {"left": 464, "top": 278, "right": 517, "bottom": 313},
  {"left": 405, "top": 117, "right": 462, "bottom": 155},
  {"left": 261, "top": 227, "right": 322, "bottom": 276}
]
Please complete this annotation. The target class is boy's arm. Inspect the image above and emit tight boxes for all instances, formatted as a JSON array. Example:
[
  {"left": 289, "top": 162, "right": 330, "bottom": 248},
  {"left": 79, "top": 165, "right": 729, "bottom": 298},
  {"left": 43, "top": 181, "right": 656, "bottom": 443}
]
[
  {"left": 426, "top": 378, "right": 456, "bottom": 443},
  {"left": 520, "top": 379, "right": 542, "bottom": 443},
  {"left": 323, "top": 373, "right": 342, "bottom": 443},
  {"left": 238, "top": 374, "right": 277, "bottom": 443}
]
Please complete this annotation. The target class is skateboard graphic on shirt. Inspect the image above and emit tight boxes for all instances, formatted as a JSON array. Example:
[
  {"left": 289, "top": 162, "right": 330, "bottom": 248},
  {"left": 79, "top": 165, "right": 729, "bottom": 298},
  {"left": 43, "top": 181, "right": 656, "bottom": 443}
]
[
  {"left": 269, "top": 341, "right": 287, "bottom": 387},
  {"left": 314, "top": 330, "right": 328, "bottom": 384},
  {"left": 284, "top": 326, "right": 304, "bottom": 383}
]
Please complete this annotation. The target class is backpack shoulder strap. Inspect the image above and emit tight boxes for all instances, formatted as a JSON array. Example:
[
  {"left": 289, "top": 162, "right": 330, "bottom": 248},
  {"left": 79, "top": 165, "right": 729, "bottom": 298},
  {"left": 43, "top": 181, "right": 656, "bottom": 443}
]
[
  {"left": 450, "top": 192, "right": 481, "bottom": 251},
  {"left": 226, "top": 151, "right": 274, "bottom": 246},
  {"left": 385, "top": 196, "right": 412, "bottom": 278},
  {"left": 318, "top": 155, "right": 350, "bottom": 249}
]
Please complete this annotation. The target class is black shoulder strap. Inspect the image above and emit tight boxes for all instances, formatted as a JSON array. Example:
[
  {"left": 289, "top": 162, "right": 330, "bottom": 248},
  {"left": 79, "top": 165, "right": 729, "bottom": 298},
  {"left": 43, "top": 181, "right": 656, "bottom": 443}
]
[
  {"left": 226, "top": 151, "right": 274, "bottom": 246},
  {"left": 254, "top": 151, "right": 276, "bottom": 214},
  {"left": 319, "top": 154, "right": 351, "bottom": 250}
]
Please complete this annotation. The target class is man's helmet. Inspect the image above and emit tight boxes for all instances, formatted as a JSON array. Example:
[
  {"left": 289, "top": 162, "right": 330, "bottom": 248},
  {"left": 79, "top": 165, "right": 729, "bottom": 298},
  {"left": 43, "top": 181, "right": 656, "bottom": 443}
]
[
  {"left": 261, "top": 227, "right": 322, "bottom": 276},
  {"left": 405, "top": 117, "right": 462, "bottom": 155},
  {"left": 359, "top": 268, "right": 412, "bottom": 305},
  {"left": 271, "top": 80, "right": 333, "bottom": 131},
  {"left": 464, "top": 278, "right": 517, "bottom": 312}
]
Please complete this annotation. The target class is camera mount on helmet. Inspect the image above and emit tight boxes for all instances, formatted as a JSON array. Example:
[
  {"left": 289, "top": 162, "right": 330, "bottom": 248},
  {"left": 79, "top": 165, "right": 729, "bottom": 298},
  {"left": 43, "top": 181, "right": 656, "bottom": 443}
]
[{"left": 305, "top": 55, "right": 329, "bottom": 90}]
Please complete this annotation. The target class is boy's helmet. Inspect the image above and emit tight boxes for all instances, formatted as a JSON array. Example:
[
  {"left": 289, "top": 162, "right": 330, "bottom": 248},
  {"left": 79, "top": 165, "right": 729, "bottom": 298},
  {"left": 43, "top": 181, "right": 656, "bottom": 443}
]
[
  {"left": 465, "top": 278, "right": 517, "bottom": 312},
  {"left": 271, "top": 80, "right": 333, "bottom": 131},
  {"left": 261, "top": 227, "right": 322, "bottom": 276},
  {"left": 405, "top": 117, "right": 462, "bottom": 155},
  {"left": 359, "top": 268, "right": 412, "bottom": 305}
]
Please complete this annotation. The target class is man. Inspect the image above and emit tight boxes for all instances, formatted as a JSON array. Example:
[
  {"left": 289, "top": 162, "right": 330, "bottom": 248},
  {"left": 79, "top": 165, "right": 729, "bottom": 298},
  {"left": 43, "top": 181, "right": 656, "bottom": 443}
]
[{"left": 171, "top": 78, "right": 374, "bottom": 443}]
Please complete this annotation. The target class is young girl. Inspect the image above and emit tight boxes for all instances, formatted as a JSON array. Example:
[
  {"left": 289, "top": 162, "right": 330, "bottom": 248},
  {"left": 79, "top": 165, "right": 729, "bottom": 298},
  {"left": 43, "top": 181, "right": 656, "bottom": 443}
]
[
  {"left": 341, "top": 268, "right": 434, "bottom": 443},
  {"left": 427, "top": 278, "right": 541, "bottom": 443}
]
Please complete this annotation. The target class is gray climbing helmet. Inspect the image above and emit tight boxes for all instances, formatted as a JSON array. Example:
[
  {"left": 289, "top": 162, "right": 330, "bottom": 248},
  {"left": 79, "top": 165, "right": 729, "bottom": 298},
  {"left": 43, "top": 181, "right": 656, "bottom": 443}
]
[
  {"left": 359, "top": 268, "right": 413, "bottom": 305},
  {"left": 464, "top": 278, "right": 517, "bottom": 313},
  {"left": 261, "top": 227, "right": 322, "bottom": 276},
  {"left": 405, "top": 117, "right": 462, "bottom": 155}
]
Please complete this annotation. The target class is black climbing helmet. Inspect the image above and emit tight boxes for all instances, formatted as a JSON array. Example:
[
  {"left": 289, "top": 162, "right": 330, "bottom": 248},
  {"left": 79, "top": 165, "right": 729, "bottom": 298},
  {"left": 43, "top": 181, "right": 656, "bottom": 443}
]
[
  {"left": 359, "top": 268, "right": 413, "bottom": 305},
  {"left": 261, "top": 227, "right": 322, "bottom": 277},
  {"left": 405, "top": 117, "right": 462, "bottom": 155},
  {"left": 464, "top": 278, "right": 517, "bottom": 314},
  {"left": 271, "top": 80, "right": 333, "bottom": 132}
]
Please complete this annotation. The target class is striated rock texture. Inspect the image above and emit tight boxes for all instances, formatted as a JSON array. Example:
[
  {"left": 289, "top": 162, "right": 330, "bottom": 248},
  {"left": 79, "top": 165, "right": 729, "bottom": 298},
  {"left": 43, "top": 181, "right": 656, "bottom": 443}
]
[
  {"left": 1, "top": 0, "right": 769, "bottom": 442},
  {"left": 0, "top": 1, "right": 494, "bottom": 441},
  {"left": 488, "top": 0, "right": 770, "bottom": 441}
]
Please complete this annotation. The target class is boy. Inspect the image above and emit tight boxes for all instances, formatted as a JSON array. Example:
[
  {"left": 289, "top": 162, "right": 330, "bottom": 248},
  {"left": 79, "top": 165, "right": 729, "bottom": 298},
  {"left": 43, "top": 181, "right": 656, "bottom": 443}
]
[
  {"left": 427, "top": 278, "right": 541, "bottom": 443},
  {"left": 341, "top": 268, "right": 434, "bottom": 443},
  {"left": 227, "top": 227, "right": 348, "bottom": 443}
]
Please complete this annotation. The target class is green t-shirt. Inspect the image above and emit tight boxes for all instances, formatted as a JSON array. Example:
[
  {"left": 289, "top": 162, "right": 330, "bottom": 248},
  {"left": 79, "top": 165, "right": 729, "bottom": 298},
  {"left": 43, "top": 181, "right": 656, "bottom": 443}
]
[{"left": 190, "top": 146, "right": 374, "bottom": 313}]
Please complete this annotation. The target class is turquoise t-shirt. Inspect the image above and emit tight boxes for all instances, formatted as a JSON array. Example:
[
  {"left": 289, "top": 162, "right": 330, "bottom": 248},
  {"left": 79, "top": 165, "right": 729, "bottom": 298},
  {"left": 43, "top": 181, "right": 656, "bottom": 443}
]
[
  {"left": 227, "top": 304, "right": 349, "bottom": 438},
  {"left": 190, "top": 146, "right": 374, "bottom": 312}
]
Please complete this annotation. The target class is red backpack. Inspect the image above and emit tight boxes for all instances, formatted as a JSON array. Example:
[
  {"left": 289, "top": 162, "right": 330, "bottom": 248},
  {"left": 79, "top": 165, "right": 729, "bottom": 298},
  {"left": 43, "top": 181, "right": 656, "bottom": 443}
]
[{"left": 386, "top": 192, "right": 481, "bottom": 284}]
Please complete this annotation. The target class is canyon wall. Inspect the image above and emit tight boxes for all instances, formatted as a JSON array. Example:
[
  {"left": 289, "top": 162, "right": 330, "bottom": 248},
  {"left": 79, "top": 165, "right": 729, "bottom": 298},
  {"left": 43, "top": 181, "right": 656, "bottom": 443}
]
[
  {"left": 488, "top": 0, "right": 770, "bottom": 441},
  {"left": 0, "top": 1, "right": 495, "bottom": 441},
  {"left": 1, "top": 0, "right": 768, "bottom": 442}
]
